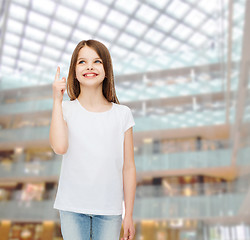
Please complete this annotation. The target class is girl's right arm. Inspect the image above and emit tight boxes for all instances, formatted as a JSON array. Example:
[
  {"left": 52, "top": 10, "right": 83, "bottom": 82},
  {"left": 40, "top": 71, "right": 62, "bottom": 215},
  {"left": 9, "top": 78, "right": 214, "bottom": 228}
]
[{"left": 49, "top": 66, "right": 68, "bottom": 155}]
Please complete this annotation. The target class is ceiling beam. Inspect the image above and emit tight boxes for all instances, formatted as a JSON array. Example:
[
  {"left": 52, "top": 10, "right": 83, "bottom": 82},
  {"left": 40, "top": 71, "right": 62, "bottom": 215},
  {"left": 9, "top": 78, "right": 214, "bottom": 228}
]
[
  {"left": 231, "top": 0, "right": 250, "bottom": 166},
  {"left": 225, "top": 0, "right": 233, "bottom": 124},
  {"left": 0, "top": 0, "right": 11, "bottom": 72}
]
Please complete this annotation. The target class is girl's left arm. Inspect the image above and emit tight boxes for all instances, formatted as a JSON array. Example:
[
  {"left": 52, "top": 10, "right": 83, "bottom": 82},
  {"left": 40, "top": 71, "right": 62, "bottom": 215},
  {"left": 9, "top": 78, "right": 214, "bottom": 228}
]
[{"left": 122, "top": 127, "right": 136, "bottom": 240}]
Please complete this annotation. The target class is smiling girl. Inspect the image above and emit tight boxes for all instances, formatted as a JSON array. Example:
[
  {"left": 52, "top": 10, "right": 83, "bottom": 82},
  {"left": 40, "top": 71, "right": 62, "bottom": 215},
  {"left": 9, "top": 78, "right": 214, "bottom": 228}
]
[{"left": 49, "top": 39, "right": 136, "bottom": 240}]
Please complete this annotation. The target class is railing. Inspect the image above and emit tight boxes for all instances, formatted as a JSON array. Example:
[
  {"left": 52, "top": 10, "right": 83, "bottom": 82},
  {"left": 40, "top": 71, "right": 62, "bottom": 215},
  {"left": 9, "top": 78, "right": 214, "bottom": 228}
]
[
  {"left": 136, "top": 181, "right": 249, "bottom": 198},
  {"left": 133, "top": 193, "right": 245, "bottom": 220},
  {"left": 0, "top": 150, "right": 232, "bottom": 179},
  {"left": 0, "top": 100, "right": 235, "bottom": 130},
  {"left": 0, "top": 193, "right": 245, "bottom": 221},
  {"left": 1, "top": 148, "right": 249, "bottom": 179},
  {"left": 135, "top": 149, "right": 232, "bottom": 171}
]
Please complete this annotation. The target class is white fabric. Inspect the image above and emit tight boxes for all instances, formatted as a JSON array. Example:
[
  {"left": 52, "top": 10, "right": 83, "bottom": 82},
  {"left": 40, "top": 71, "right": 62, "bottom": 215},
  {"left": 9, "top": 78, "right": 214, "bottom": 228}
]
[{"left": 53, "top": 99, "right": 135, "bottom": 215}]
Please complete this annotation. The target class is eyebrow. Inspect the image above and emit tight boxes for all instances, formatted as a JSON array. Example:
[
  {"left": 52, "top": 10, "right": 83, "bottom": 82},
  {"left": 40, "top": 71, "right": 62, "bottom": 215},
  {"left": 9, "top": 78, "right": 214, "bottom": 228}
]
[{"left": 77, "top": 57, "right": 101, "bottom": 61}]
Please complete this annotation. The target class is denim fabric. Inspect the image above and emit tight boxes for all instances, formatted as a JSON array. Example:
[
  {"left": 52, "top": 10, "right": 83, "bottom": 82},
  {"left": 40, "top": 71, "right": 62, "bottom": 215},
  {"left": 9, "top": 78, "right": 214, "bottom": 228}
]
[{"left": 59, "top": 210, "right": 122, "bottom": 240}]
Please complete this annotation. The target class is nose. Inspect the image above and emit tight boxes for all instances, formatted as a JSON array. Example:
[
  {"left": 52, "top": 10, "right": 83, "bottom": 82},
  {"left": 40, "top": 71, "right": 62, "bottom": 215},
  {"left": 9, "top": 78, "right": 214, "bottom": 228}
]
[{"left": 87, "top": 65, "right": 93, "bottom": 70}]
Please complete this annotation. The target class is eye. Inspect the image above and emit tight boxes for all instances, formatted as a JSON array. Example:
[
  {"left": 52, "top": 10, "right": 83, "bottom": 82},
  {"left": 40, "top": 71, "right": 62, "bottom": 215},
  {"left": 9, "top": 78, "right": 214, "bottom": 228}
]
[{"left": 78, "top": 60, "right": 102, "bottom": 64}]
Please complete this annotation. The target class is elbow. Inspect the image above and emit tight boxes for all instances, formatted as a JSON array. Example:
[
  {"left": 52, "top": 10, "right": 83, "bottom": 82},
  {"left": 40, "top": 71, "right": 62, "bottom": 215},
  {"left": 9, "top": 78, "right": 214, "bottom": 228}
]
[
  {"left": 49, "top": 139, "right": 68, "bottom": 155},
  {"left": 52, "top": 146, "right": 68, "bottom": 155}
]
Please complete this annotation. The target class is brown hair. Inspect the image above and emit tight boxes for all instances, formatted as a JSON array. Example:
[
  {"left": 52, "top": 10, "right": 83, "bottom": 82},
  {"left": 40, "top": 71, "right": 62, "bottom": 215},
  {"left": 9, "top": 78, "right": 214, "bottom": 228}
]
[{"left": 66, "top": 39, "right": 120, "bottom": 104}]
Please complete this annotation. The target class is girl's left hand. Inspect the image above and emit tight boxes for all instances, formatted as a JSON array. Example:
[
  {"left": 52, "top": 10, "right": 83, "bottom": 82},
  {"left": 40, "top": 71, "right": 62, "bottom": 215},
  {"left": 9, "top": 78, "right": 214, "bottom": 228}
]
[{"left": 121, "top": 215, "right": 135, "bottom": 240}]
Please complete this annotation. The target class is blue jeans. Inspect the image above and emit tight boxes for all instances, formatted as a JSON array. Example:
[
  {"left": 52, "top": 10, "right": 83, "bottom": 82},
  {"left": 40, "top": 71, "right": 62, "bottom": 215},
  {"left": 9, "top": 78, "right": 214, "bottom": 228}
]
[{"left": 59, "top": 210, "right": 122, "bottom": 240}]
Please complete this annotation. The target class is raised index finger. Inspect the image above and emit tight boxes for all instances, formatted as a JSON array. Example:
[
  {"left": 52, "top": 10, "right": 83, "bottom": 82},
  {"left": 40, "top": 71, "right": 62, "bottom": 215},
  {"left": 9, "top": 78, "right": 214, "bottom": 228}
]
[{"left": 54, "top": 66, "right": 60, "bottom": 82}]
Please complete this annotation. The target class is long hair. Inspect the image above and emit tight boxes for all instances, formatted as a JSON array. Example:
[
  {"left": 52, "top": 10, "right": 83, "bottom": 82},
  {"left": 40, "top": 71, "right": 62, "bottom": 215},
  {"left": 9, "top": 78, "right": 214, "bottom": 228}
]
[{"left": 66, "top": 39, "right": 120, "bottom": 104}]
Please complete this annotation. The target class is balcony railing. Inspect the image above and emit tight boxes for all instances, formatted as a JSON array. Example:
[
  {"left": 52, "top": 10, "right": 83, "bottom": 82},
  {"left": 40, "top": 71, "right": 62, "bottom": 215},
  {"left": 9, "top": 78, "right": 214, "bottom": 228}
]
[
  {"left": 0, "top": 193, "right": 245, "bottom": 221},
  {"left": 1, "top": 148, "right": 249, "bottom": 179}
]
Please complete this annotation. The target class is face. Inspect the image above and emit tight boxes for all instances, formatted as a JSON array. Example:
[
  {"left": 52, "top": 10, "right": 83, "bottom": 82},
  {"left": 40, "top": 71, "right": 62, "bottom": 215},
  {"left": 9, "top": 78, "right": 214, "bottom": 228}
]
[{"left": 75, "top": 46, "right": 105, "bottom": 86}]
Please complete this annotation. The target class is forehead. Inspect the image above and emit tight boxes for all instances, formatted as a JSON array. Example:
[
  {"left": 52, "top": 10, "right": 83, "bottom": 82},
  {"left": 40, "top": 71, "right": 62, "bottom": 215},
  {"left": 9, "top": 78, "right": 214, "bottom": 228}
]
[{"left": 78, "top": 46, "right": 100, "bottom": 58}]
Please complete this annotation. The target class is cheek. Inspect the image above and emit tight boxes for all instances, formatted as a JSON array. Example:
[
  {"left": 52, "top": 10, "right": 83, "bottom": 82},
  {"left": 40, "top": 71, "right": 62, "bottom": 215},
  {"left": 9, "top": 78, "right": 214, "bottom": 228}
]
[
  {"left": 98, "top": 66, "right": 105, "bottom": 75},
  {"left": 75, "top": 68, "right": 81, "bottom": 78},
  {"left": 75, "top": 66, "right": 82, "bottom": 75}
]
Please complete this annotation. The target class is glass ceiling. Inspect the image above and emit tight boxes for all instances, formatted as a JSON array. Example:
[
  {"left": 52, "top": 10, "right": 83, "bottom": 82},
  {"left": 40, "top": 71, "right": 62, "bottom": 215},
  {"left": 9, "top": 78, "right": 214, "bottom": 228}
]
[{"left": 0, "top": 0, "right": 245, "bottom": 90}]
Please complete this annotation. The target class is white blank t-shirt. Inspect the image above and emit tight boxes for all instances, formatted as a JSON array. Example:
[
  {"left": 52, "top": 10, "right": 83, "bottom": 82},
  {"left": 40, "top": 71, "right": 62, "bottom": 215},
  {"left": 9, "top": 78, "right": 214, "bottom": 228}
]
[{"left": 53, "top": 99, "right": 135, "bottom": 215}]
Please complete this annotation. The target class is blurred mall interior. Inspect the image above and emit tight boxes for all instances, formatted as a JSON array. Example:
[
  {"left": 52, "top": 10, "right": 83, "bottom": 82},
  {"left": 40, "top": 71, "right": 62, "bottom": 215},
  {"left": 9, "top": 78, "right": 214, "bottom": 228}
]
[{"left": 0, "top": 0, "right": 250, "bottom": 239}]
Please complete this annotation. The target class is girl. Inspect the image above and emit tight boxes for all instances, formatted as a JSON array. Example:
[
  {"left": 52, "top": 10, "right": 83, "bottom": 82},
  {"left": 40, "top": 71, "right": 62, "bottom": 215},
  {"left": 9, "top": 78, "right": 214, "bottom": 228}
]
[{"left": 49, "top": 39, "right": 136, "bottom": 240}]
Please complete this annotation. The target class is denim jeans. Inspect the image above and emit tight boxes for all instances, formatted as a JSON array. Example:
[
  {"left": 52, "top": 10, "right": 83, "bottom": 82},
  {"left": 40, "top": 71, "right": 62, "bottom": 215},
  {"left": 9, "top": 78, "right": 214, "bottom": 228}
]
[{"left": 59, "top": 210, "right": 123, "bottom": 240}]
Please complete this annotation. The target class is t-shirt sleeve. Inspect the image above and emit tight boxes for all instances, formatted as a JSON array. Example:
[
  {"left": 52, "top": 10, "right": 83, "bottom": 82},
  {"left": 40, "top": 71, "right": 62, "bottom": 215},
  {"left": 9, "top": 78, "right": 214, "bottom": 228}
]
[
  {"left": 123, "top": 106, "right": 135, "bottom": 133},
  {"left": 62, "top": 100, "right": 69, "bottom": 122}
]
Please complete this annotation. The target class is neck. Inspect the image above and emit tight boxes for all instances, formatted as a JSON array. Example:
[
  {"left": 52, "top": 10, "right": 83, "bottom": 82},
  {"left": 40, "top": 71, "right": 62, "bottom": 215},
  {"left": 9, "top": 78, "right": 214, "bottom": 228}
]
[{"left": 77, "top": 83, "right": 108, "bottom": 106}]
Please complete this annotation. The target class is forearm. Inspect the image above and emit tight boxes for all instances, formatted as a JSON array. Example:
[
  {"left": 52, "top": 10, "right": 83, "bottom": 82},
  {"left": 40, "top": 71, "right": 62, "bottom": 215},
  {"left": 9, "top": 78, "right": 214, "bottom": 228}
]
[
  {"left": 49, "top": 100, "right": 68, "bottom": 154},
  {"left": 123, "top": 166, "right": 136, "bottom": 217}
]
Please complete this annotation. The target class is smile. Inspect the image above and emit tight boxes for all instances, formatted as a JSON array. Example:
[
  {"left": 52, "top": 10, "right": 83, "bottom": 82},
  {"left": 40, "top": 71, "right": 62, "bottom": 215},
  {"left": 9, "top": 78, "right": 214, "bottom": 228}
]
[{"left": 83, "top": 73, "right": 98, "bottom": 78}]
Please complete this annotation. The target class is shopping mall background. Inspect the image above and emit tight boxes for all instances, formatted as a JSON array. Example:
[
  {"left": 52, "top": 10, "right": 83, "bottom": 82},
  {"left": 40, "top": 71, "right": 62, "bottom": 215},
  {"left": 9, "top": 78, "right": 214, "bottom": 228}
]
[{"left": 0, "top": 0, "right": 249, "bottom": 239}]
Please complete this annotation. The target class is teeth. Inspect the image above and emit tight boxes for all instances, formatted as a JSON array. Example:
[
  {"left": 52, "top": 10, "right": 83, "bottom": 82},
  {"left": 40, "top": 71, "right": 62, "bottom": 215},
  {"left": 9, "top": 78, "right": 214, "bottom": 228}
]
[{"left": 85, "top": 74, "right": 96, "bottom": 77}]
